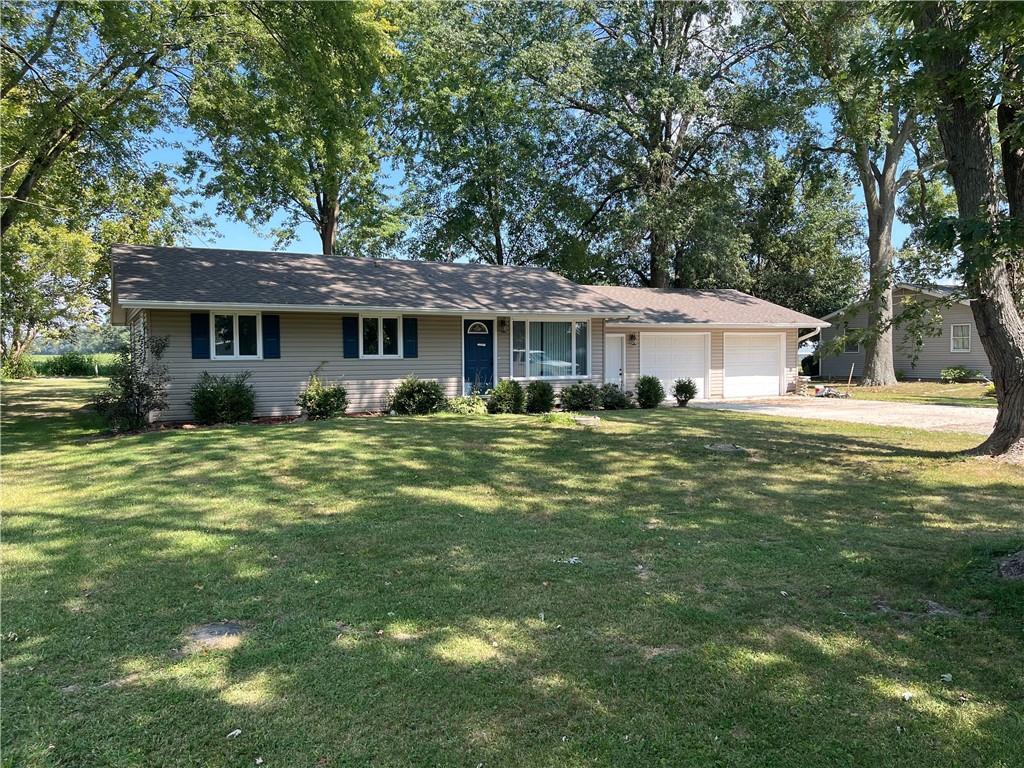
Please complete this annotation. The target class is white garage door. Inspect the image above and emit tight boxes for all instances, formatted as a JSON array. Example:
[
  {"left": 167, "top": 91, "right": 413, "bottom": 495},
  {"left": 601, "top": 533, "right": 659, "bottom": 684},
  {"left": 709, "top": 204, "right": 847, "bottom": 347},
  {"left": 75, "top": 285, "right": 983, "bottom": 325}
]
[
  {"left": 724, "top": 333, "right": 783, "bottom": 398},
  {"left": 639, "top": 334, "right": 707, "bottom": 399}
]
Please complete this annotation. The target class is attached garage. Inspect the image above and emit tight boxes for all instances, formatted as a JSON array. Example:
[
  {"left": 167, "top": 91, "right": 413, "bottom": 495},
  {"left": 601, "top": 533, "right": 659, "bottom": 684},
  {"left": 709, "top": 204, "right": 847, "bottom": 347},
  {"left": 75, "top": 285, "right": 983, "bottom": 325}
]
[
  {"left": 724, "top": 333, "right": 784, "bottom": 398},
  {"left": 639, "top": 333, "right": 708, "bottom": 399}
]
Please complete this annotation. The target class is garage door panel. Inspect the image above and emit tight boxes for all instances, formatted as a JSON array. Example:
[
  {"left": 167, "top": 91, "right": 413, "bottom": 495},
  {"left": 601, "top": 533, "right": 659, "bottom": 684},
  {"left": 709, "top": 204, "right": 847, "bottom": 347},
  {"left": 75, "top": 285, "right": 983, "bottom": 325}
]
[
  {"left": 724, "top": 334, "right": 782, "bottom": 398},
  {"left": 639, "top": 334, "right": 707, "bottom": 399}
]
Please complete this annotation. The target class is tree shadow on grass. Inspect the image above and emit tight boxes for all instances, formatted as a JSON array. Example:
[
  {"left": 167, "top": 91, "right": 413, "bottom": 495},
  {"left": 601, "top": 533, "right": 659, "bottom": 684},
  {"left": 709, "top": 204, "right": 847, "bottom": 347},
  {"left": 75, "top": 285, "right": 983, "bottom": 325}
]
[{"left": 4, "top": 386, "right": 1024, "bottom": 766}]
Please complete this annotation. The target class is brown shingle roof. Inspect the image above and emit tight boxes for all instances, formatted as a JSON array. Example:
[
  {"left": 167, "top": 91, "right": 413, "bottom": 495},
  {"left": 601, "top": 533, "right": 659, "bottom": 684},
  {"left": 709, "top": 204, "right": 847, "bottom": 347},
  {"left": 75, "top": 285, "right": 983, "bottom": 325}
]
[
  {"left": 585, "top": 285, "right": 828, "bottom": 327},
  {"left": 111, "top": 245, "right": 632, "bottom": 316}
]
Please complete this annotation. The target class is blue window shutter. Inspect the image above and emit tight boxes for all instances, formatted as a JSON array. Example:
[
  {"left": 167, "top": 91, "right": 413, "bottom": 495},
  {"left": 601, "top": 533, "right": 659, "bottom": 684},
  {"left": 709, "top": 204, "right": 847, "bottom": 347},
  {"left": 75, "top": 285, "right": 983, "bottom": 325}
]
[
  {"left": 403, "top": 317, "right": 418, "bottom": 358},
  {"left": 190, "top": 313, "right": 210, "bottom": 359},
  {"left": 262, "top": 314, "right": 280, "bottom": 358},
  {"left": 342, "top": 316, "right": 359, "bottom": 358}
]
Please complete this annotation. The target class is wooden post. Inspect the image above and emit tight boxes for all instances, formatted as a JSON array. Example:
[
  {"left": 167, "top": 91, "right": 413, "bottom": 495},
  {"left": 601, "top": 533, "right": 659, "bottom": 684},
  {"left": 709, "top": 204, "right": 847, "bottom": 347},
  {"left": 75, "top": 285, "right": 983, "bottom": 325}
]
[{"left": 847, "top": 363, "right": 855, "bottom": 392}]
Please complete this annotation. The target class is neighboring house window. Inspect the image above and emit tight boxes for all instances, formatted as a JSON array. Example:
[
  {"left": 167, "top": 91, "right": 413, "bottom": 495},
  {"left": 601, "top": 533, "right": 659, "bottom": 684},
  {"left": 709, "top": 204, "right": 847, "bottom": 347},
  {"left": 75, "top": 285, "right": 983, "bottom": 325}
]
[
  {"left": 361, "top": 315, "right": 401, "bottom": 357},
  {"left": 211, "top": 312, "right": 261, "bottom": 359},
  {"left": 511, "top": 319, "right": 589, "bottom": 378},
  {"left": 843, "top": 337, "right": 860, "bottom": 353},
  {"left": 951, "top": 323, "right": 971, "bottom": 352}
]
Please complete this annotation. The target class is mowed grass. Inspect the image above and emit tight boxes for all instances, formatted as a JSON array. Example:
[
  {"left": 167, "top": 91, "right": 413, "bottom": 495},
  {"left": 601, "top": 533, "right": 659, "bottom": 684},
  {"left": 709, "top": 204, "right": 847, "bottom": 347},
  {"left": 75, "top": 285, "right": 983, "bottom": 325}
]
[
  {"left": 847, "top": 382, "right": 997, "bottom": 408},
  {"left": 3, "top": 379, "right": 1023, "bottom": 768}
]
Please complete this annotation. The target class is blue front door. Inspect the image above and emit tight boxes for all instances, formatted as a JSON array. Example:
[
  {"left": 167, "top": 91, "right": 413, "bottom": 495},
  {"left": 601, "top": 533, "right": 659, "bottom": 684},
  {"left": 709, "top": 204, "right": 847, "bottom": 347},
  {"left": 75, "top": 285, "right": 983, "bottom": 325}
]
[{"left": 464, "top": 319, "right": 494, "bottom": 394}]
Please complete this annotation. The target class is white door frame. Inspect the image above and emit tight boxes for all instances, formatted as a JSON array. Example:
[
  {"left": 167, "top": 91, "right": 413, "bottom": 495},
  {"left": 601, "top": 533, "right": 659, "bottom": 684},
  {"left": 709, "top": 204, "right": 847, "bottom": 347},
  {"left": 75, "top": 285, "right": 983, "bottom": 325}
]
[
  {"left": 638, "top": 332, "right": 711, "bottom": 399},
  {"left": 723, "top": 331, "right": 786, "bottom": 397},
  {"left": 604, "top": 333, "right": 625, "bottom": 388}
]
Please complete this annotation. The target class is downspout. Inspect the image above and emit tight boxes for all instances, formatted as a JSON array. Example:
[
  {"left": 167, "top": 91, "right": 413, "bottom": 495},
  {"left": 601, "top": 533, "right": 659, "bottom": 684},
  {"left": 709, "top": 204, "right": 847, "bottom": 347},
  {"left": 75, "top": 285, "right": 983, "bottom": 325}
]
[{"left": 798, "top": 327, "right": 823, "bottom": 345}]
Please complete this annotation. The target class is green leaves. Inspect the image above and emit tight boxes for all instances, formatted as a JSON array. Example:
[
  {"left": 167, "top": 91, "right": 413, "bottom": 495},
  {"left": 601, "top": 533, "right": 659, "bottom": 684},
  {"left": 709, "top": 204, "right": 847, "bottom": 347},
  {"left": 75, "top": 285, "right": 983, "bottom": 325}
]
[{"left": 185, "top": 1, "right": 400, "bottom": 255}]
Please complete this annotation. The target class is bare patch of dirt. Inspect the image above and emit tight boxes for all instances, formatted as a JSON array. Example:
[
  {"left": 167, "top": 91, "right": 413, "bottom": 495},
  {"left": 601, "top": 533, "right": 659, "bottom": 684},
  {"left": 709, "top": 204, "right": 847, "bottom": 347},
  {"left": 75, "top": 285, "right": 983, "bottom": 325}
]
[
  {"left": 174, "top": 621, "right": 248, "bottom": 657},
  {"left": 101, "top": 672, "right": 142, "bottom": 689},
  {"left": 874, "top": 599, "right": 962, "bottom": 620},
  {"left": 640, "top": 644, "right": 683, "bottom": 661},
  {"left": 924, "top": 600, "right": 961, "bottom": 617},
  {"left": 634, "top": 564, "right": 652, "bottom": 581},
  {"left": 997, "top": 550, "right": 1024, "bottom": 580}
]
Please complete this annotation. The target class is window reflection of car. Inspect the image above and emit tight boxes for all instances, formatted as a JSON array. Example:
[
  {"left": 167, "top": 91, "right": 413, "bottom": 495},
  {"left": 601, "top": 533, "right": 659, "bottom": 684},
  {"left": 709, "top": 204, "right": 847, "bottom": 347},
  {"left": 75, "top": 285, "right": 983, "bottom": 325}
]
[{"left": 529, "top": 353, "right": 573, "bottom": 377}]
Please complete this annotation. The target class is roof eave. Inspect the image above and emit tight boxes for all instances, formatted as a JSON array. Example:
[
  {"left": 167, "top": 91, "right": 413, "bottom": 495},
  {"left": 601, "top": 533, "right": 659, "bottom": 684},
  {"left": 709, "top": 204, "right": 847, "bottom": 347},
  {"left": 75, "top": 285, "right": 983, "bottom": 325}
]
[
  {"left": 117, "top": 299, "right": 632, "bottom": 318},
  {"left": 605, "top": 320, "right": 830, "bottom": 329}
]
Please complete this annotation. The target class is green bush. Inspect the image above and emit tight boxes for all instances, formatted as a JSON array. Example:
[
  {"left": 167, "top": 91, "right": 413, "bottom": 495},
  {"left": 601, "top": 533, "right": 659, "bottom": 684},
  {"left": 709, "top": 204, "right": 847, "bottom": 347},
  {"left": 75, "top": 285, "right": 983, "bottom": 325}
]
[
  {"left": 1, "top": 355, "right": 36, "bottom": 379},
  {"left": 635, "top": 375, "right": 665, "bottom": 409},
  {"left": 525, "top": 380, "right": 555, "bottom": 413},
  {"left": 982, "top": 383, "right": 996, "bottom": 398},
  {"left": 672, "top": 377, "right": 698, "bottom": 407},
  {"left": 189, "top": 371, "right": 256, "bottom": 424},
  {"left": 538, "top": 411, "right": 576, "bottom": 427},
  {"left": 940, "top": 366, "right": 981, "bottom": 383},
  {"left": 598, "top": 383, "right": 632, "bottom": 410},
  {"left": 296, "top": 373, "right": 348, "bottom": 419},
  {"left": 93, "top": 337, "right": 170, "bottom": 432},
  {"left": 389, "top": 376, "right": 447, "bottom": 415},
  {"left": 446, "top": 394, "right": 489, "bottom": 415},
  {"left": 36, "top": 351, "right": 95, "bottom": 376},
  {"left": 488, "top": 379, "right": 525, "bottom": 414},
  {"left": 560, "top": 382, "right": 601, "bottom": 411}
]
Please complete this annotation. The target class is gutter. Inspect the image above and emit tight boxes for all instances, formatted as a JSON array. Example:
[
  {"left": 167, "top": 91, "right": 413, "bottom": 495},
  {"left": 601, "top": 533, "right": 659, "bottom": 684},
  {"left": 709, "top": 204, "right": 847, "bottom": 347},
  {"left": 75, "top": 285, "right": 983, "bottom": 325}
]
[{"left": 117, "top": 299, "right": 633, "bottom": 319}]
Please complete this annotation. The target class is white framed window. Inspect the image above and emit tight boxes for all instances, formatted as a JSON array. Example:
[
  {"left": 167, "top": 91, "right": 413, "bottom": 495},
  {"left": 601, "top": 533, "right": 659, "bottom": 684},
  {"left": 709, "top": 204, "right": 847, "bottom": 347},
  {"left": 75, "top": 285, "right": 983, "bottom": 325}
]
[
  {"left": 843, "top": 337, "right": 860, "bottom": 353},
  {"left": 511, "top": 319, "right": 589, "bottom": 379},
  {"left": 360, "top": 315, "right": 402, "bottom": 358},
  {"left": 950, "top": 323, "right": 971, "bottom": 352},
  {"left": 211, "top": 312, "right": 262, "bottom": 359}
]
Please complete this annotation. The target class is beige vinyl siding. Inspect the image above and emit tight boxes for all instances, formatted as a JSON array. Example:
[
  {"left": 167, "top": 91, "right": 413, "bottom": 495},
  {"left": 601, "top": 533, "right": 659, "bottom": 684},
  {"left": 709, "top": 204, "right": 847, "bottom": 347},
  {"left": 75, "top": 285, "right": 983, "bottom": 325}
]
[
  {"left": 819, "top": 290, "right": 991, "bottom": 380},
  {"left": 148, "top": 310, "right": 608, "bottom": 420},
  {"left": 149, "top": 310, "right": 462, "bottom": 419},
  {"left": 606, "top": 326, "right": 798, "bottom": 398}
]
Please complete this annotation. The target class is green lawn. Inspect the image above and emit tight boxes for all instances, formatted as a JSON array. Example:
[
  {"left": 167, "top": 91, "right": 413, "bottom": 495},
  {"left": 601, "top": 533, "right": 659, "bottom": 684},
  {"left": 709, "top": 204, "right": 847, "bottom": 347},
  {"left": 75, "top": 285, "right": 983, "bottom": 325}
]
[
  {"left": 3, "top": 379, "right": 1023, "bottom": 768},
  {"left": 847, "top": 382, "right": 997, "bottom": 408}
]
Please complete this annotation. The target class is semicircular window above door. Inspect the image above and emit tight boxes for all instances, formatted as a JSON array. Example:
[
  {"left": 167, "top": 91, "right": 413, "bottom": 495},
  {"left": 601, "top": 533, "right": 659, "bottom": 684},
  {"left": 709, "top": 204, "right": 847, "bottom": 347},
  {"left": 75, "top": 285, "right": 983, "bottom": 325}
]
[{"left": 466, "top": 321, "right": 490, "bottom": 334}]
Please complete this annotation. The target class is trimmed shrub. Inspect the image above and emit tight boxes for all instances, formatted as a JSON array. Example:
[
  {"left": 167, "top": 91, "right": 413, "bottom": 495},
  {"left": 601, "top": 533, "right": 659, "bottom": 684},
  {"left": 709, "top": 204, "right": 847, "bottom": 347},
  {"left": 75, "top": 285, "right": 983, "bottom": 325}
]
[
  {"left": 2, "top": 355, "right": 36, "bottom": 379},
  {"left": 672, "top": 377, "right": 698, "bottom": 407},
  {"left": 940, "top": 366, "right": 981, "bottom": 383},
  {"left": 190, "top": 371, "right": 256, "bottom": 424},
  {"left": 389, "top": 376, "right": 448, "bottom": 415},
  {"left": 37, "top": 351, "right": 95, "bottom": 376},
  {"left": 560, "top": 382, "right": 601, "bottom": 411},
  {"left": 800, "top": 355, "right": 818, "bottom": 377},
  {"left": 635, "top": 375, "right": 665, "bottom": 409},
  {"left": 599, "top": 383, "right": 632, "bottom": 410},
  {"left": 446, "top": 394, "right": 488, "bottom": 415},
  {"left": 93, "top": 337, "right": 170, "bottom": 432},
  {"left": 297, "top": 373, "right": 348, "bottom": 419},
  {"left": 982, "top": 383, "right": 996, "bottom": 398},
  {"left": 488, "top": 379, "right": 525, "bottom": 414},
  {"left": 525, "top": 380, "right": 555, "bottom": 413}
]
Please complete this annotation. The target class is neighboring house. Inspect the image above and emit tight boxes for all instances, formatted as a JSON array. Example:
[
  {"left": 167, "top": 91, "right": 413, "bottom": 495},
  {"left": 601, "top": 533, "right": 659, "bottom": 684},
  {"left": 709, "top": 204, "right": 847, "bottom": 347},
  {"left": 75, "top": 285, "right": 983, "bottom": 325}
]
[
  {"left": 110, "top": 245, "right": 828, "bottom": 419},
  {"left": 819, "top": 283, "right": 991, "bottom": 380}
]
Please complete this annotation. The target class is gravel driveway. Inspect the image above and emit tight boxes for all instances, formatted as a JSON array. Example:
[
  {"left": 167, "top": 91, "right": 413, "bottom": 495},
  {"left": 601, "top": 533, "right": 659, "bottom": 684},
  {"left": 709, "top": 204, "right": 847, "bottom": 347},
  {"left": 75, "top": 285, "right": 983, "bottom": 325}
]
[{"left": 692, "top": 397, "right": 996, "bottom": 435}]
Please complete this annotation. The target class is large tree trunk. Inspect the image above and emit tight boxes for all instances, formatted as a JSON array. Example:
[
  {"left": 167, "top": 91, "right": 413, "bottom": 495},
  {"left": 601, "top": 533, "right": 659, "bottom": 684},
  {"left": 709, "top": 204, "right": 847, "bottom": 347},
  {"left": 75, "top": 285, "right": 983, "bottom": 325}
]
[
  {"left": 861, "top": 229, "right": 897, "bottom": 386},
  {"left": 649, "top": 230, "right": 670, "bottom": 288},
  {"left": 997, "top": 58, "right": 1023, "bottom": 302},
  {"left": 916, "top": 3, "right": 1024, "bottom": 457},
  {"left": 319, "top": 202, "right": 338, "bottom": 256},
  {"left": 855, "top": 145, "right": 899, "bottom": 386}
]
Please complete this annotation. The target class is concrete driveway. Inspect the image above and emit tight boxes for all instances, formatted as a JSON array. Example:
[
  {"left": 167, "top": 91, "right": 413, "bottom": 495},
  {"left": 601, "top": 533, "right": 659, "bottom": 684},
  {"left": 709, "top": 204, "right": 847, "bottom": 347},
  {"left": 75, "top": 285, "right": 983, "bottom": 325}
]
[{"left": 692, "top": 397, "right": 996, "bottom": 435}]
